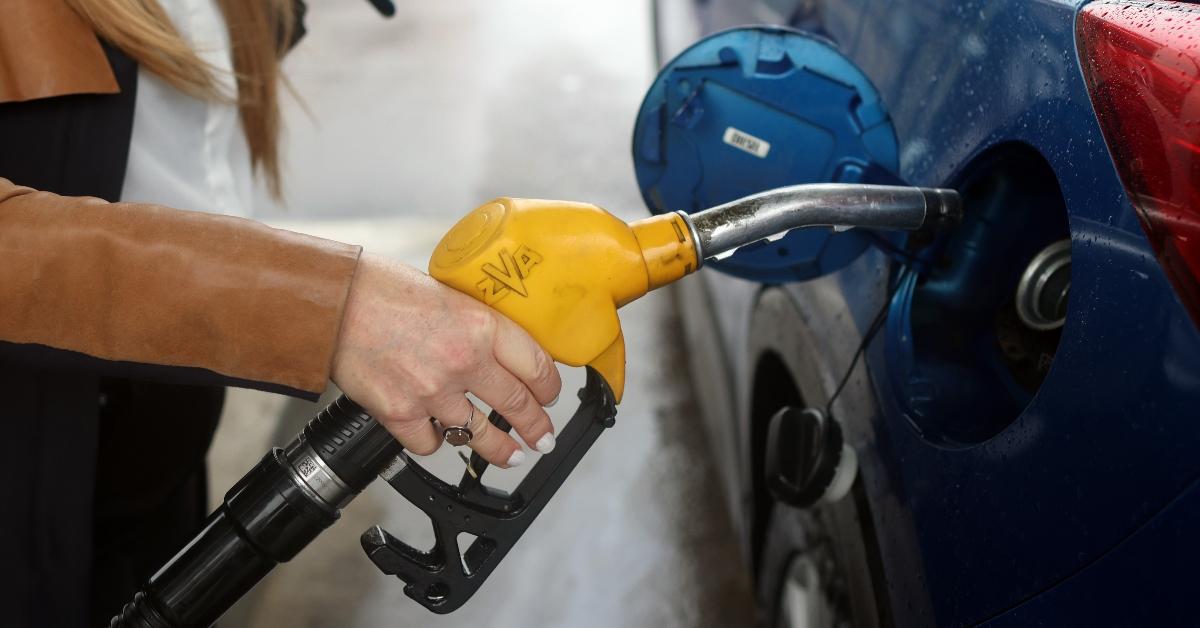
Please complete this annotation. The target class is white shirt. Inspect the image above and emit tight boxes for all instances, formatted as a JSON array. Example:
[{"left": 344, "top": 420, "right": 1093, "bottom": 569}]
[{"left": 120, "top": 0, "right": 253, "bottom": 217}]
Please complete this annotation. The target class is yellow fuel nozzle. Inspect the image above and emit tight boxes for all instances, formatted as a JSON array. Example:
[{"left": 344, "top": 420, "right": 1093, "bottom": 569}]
[
  {"left": 428, "top": 198, "right": 699, "bottom": 402},
  {"left": 428, "top": 185, "right": 960, "bottom": 403}
]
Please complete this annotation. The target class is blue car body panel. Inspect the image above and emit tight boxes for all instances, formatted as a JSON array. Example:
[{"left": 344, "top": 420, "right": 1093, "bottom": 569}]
[
  {"left": 982, "top": 475, "right": 1200, "bottom": 626},
  {"left": 678, "top": 0, "right": 1200, "bottom": 625}
]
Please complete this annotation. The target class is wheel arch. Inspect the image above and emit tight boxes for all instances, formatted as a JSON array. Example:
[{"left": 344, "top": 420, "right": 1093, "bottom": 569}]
[
  {"left": 743, "top": 287, "right": 837, "bottom": 573},
  {"left": 742, "top": 283, "right": 905, "bottom": 627}
]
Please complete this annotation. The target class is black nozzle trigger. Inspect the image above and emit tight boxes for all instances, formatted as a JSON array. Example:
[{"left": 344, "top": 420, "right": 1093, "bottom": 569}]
[{"left": 360, "top": 367, "right": 617, "bottom": 613}]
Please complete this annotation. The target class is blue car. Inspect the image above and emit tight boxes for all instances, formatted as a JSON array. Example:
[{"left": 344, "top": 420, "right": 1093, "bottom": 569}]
[{"left": 637, "top": 1, "right": 1200, "bottom": 626}]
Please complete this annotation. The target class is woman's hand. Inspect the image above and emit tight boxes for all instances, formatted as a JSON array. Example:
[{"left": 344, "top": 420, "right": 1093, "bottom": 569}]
[{"left": 330, "top": 254, "right": 562, "bottom": 467}]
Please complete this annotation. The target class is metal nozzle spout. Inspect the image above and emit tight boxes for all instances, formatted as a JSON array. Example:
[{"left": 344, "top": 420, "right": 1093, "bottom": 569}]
[{"left": 680, "top": 183, "right": 961, "bottom": 264}]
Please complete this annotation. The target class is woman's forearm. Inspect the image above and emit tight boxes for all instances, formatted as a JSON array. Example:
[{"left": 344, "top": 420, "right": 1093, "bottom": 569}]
[
  {"left": 0, "top": 177, "right": 361, "bottom": 397},
  {"left": 1, "top": 177, "right": 563, "bottom": 466}
]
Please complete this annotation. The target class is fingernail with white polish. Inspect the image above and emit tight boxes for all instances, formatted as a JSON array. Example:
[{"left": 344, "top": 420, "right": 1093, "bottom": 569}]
[
  {"left": 546, "top": 393, "right": 560, "bottom": 408},
  {"left": 535, "top": 433, "right": 556, "bottom": 454},
  {"left": 507, "top": 450, "right": 526, "bottom": 468}
]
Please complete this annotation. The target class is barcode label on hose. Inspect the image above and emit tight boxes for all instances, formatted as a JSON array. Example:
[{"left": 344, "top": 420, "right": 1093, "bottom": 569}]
[
  {"left": 297, "top": 457, "right": 318, "bottom": 477},
  {"left": 723, "top": 127, "right": 771, "bottom": 158}
]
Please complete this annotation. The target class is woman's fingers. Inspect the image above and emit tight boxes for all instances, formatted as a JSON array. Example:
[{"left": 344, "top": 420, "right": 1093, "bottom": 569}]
[
  {"left": 380, "top": 407, "right": 442, "bottom": 456},
  {"left": 491, "top": 315, "right": 562, "bottom": 406},
  {"left": 431, "top": 397, "right": 525, "bottom": 468},
  {"left": 329, "top": 256, "right": 566, "bottom": 459},
  {"left": 472, "top": 363, "right": 557, "bottom": 453}
]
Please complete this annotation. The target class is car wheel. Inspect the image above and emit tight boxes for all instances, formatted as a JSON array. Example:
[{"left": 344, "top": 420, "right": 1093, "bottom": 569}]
[{"left": 757, "top": 504, "right": 854, "bottom": 628}]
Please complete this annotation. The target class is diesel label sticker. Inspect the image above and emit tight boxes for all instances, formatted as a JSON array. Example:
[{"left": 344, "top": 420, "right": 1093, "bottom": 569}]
[{"left": 723, "top": 127, "right": 771, "bottom": 158}]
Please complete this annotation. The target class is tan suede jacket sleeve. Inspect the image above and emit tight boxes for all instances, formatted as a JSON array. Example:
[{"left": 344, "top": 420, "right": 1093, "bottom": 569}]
[{"left": 0, "top": 178, "right": 362, "bottom": 396}]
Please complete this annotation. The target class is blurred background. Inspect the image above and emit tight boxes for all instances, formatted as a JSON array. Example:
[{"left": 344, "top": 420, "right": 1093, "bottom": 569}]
[{"left": 209, "top": 1, "right": 753, "bottom": 626}]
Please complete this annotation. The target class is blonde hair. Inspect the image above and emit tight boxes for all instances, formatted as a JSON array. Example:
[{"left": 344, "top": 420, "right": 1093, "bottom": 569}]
[{"left": 65, "top": 0, "right": 295, "bottom": 198}]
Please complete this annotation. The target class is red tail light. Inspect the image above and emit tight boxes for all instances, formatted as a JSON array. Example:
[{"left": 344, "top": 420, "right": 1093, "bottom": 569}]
[{"left": 1077, "top": 1, "right": 1200, "bottom": 327}]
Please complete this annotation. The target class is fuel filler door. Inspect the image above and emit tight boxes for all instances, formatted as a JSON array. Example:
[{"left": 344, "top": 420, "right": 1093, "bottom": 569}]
[{"left": 633, "top": 26, "right": 899, "bottom": 281}]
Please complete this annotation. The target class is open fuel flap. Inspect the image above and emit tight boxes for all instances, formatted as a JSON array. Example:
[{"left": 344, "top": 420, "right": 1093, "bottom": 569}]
[{"left": 632, "top": 26, "right": 901, "bottom": 282}]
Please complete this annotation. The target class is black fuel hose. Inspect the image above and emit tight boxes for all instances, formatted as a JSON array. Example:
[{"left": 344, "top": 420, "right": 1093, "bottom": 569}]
[{"left": 110, "top": 396, "right": 401, "bottom": 628}]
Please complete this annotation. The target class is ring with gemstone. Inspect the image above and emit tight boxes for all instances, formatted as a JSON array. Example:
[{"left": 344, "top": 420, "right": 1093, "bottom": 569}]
[{"left": 439, "top": 408, "right": 475, "bottom": 447}]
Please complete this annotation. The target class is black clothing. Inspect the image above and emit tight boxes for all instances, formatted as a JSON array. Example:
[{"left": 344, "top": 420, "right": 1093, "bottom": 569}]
[
  {"left": 0, "top": 5, "right": 310, "bottom": 625},
  {"left": 0, "top": 40, "right": 157, "bottom": 628}
]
